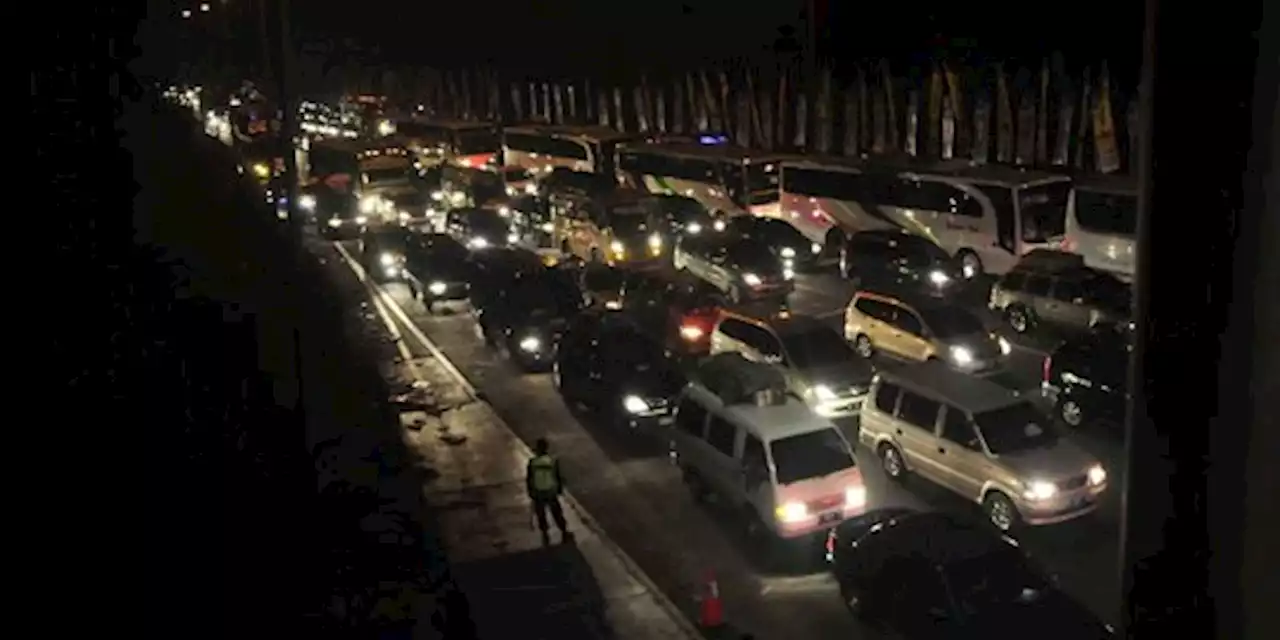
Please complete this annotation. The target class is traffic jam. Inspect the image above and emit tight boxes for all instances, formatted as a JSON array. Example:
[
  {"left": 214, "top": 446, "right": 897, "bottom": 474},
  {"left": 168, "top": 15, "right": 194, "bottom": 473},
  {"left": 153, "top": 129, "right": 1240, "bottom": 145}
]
[{"left": 260, "top": 96, "right": 1135, "bottom": 637}]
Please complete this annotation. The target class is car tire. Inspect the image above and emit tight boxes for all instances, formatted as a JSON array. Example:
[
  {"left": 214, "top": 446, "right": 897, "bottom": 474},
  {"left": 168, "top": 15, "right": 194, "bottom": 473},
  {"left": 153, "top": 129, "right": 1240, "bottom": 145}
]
[
  {"left": 958, "top": 250, "right": 984, "bottom": 278},
  {"left": 878, "top": 443, "right": 907, "bottom": 481},
  {"left": 853, "top": 334, "right": 875, "bottom": 359},
  {"left": 1007, "top": 305, "right": 1033, "bottom": 334},
  {"left": 1059, "top": 398, "right": 1085, "bottom": 428},
  {"left": 983, "top": 491, "right": 1021, "bottom": 532}
]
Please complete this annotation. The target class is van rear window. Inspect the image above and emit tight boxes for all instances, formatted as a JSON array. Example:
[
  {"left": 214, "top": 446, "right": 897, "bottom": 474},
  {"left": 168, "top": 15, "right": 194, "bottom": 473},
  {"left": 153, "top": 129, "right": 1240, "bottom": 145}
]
[{"left": 770, "top": 429, "right": 855, "bottom": 485}]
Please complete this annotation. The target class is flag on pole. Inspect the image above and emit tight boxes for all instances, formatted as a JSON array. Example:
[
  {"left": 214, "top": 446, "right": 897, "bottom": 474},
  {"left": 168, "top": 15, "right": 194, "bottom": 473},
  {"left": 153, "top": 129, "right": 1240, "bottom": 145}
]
[
  {"left": 553, "top": 83, "right": 565, "bottom": 124},
  {"left": 700, "top": 70, "right": 720, "bottom": 132},
  {"left": 815, "top": 68, "right": 834, "bottom": 155},
  {"left": 843, "top": 85, "right": 859, "bottom": 156},
  {"left": 672, "top": 79, "right": 685, "bottom": 133},
  {"left": 1073, "top": 66, "right": 1093, "bottom": 169},
  {"left": 904, "top": 89, "right": 919, "bottom": 157},
  {"left": 633, "top": 84, "right": 650, "bottom": 132},
  {"left": 745, "top": 69, "right": 765, "bottom": 148},
  {"left": 1035, "top": 59, "right": 1051, "bottom": 165},
  {"left": 717, "top": 70, "right": 732, "bottom": 137},
  {"left": 926, "top": 65, "right": 944, "bottom": 158},
  {"left": 1052, "top": 53, "right": 1073, "bottom": 166},
  {"left": 881, "top": 61, "right": 899, "bottom": 153},
  {"left": 972, "top": 89, "right": 991, "bottom": 163},
  {"left": 612, "top": 86, "right": 625, "bottom": 131},
  {"left": 1093, "top": 62, "right": 1121, "bottom": 173},
  {"left": 655, "top": 84, "right": 668, "bottom": 133},
  {"left": 598, "top": 89, "right": 611, "bottom": 128},
  {"left": 943, "top": 62, "right": 967, "bottom": 158},
  {"left": 567, "top": 83, "right": 578, "bottom": 122},
  {"left": 1015, "top": 70, "right": 1036, "bottom": 164}
]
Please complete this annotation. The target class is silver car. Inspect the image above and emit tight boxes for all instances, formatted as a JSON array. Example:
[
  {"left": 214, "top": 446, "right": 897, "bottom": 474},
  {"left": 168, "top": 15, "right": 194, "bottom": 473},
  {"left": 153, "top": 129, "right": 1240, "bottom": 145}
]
[{"left": 858, "top": 362, "right": 1108, "bottom": 531}]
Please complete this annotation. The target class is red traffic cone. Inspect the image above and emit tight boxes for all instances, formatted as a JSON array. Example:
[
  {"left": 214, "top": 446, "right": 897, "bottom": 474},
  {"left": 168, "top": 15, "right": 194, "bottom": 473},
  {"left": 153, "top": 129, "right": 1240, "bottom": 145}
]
[{"left": 698, "top": 569, "right": 724, "bottom": 628}]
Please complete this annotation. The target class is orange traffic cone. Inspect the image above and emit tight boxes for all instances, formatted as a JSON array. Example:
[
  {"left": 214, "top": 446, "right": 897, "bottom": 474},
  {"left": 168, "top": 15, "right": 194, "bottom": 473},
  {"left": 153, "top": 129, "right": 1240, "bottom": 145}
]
[{"left": 698, "top": 569, "right": 724, "bottom": 628}]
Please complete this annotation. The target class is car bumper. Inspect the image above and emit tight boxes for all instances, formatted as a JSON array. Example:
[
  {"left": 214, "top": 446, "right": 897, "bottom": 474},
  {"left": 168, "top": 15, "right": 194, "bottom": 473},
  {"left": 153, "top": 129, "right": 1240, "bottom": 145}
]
[
  {"left": 423, "top": 281, "right": 470, "bottom": 302},
  {"left": 775, "top": 505, "right": 870, "bottom": 540},
  {"left": 1017, "top": 484, "right": 1108, "bottom": 526},
  {"left": 811, "top": 395, "right": 867, "bottom": 418}
]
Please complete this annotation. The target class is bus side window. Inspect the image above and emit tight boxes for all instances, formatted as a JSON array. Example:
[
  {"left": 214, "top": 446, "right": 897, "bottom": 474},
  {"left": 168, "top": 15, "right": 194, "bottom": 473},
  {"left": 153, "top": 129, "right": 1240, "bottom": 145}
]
[{"left": 956, "top": 193, "right": 985, "bottom": 218}]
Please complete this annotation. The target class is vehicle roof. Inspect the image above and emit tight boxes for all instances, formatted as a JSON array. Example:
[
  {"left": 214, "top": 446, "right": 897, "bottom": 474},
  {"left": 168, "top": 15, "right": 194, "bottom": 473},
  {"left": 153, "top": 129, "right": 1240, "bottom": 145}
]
[
  {"left": 858, "top": 511, "right": 1015, "bottom": 563},
  {"left": 719, "top": 310, "right": 830, "bottom": 336},
  {"left": 874, "top": 361, "right": 1023, "bottom": 414},
  {"left": 1008, "top": 249, "right": 1089, "bottom": 274},
  {"left": 688, "top": 384, "right": 838, "bottom": 441},
  {"left": 781, "top": 152, "right": 929, "bottom": 174},
  {"left": 599, "top": 188, "right": 660, "bottom": 206},
  {"left": 1072, "top": 173, "right": 1137, "bottom": 195},
  {"left": 506, "top": 123, "right": 646, "bottom": 142},
  {"left": 622, "top": 142, "right": 783, "bottom": 164},
  {"left": 852, "top": 289, "right": 971, "bottom": 316},
  {"left": 908, "top": 161, "right": 1072, "bottom": 188},
  {"left": 397, "top": 116, "right": 495, "bottom": 131}
]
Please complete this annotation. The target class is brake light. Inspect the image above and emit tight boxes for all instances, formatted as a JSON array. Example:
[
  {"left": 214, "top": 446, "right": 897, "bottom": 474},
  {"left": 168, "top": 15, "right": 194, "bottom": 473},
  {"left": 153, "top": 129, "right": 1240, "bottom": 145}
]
[
  {"left": 1043, "top": 355, "right": 1053, "bottom": 383},
  {"left": 1060, "top": 236, "right": 1077, "bottom": 252}
]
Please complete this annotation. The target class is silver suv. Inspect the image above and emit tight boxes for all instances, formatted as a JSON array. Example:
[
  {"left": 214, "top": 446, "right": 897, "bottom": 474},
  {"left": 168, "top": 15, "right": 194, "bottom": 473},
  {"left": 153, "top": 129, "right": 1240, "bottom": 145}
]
[{"left": 858, "top": 362, "right": 1108, "bottom": 531}]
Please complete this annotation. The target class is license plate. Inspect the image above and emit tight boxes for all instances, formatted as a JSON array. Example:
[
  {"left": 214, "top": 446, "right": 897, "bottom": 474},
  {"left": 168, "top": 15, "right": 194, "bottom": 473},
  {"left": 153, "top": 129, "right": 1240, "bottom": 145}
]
[
  {"left": 818, "top": 512, "right": 841, "bottom": 525},
  {"left": 657, "top": 416, "right": 674, "bottom": 426}
]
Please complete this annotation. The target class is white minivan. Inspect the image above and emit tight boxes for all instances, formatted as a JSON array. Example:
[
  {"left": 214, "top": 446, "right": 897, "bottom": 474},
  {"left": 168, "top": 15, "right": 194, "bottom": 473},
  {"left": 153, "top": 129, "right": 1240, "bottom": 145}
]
[
  {"left": 669, "top": 354, "right": 868, "bottom": 543},
  {"left": 1061, "top": 175, "right": 1137, "bottom": 281}
]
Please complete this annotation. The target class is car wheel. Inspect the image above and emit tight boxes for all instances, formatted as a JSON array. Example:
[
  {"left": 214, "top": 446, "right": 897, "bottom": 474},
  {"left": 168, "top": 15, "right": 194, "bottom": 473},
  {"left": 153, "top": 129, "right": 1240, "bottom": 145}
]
[
  {"left": 879, "top": 443, "right": 906, "bottom": 481},
  {"left": 983, "top": 491, "right": 1020, "bottom": 532},
  {"left": 1059, "top": 398, "right": 1084, "bottom": 427},
  {"left": 958, "top": 250, "right": 984, "bottom": 278},
  {"left": 1007, "top": 305, "right": 1032, "bottom": 334},
  {"left": 853, "top": 334, "right": 875, "bottom": 359}
]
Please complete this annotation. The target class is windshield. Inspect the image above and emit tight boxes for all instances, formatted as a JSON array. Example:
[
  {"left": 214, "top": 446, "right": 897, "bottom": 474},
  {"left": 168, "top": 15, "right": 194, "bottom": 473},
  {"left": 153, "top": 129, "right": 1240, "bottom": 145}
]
[
  {"left": 973, "top": 403, "right": 1060, "bottom": 454},
  {"left": 1074, "top": 190, "right": 1137, "bottom": 236},
  {"left": 770, "top": 429, "right": 856, "bottom": 485},
  {"left": 944, "top": 550, "right": 1049, "bottom": 613},
  {"left": 609, "top": 208, "right": 655, "bottom": 237},
  {"left": 468, "top": 211, "right": 509, "bottom": 234},
  {"left": 456, "top": 129, "right": 499, "bottom": 155},
  {"left": 755, "top": 219, "right": 808, "bottom": 246},
  {"left": 726, "top": 240, "right": 782, "bottom": 273},
  {"left": 368, "top": 230, "right": 410, "bottom": 251},
  {"left": 512, "top": 273, "right": 580, "bottom": 315},
  {"left": 897, "top": 236, "right": 953, "bottom": 265},
  {"left": 918, "top": 307, "right": 986, "bottom": 339},
  {"left": 503, "top": 167, "right": 533, "bottom": 183},
  {"left": 363, "top": 167, "right": 411, "bottom": 184},
  {"left": 780, "top": 327, "right": 857, "bottom": 370},
  {"left": 657, "top": 196, "right": 710, "bottom": 223},
  {"left": 1017, "top": 182, "right": 1070, "bottom": 243},
  {"left": 747, "top": 162, "right": 780, "bottom": 193}
]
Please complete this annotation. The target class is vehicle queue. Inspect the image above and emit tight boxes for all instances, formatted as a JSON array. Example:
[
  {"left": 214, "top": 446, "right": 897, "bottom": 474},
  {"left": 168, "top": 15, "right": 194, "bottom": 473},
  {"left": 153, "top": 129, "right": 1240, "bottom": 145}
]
[{"left": 253, "top": 109, "right": 1130, "bottom": 637}]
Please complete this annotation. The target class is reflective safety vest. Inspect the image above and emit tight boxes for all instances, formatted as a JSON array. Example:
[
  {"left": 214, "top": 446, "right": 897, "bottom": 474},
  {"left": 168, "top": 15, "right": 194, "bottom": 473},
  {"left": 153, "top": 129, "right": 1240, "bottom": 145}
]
[{"left": 529, "top": 455, "right": 559, "bottom": 493}]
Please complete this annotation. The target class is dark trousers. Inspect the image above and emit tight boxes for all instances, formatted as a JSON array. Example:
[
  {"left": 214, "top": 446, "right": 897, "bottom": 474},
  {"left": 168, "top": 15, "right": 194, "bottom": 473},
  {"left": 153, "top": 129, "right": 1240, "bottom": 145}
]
[{"left": 531, "top": 493, "right": 568, "bottom": 534}]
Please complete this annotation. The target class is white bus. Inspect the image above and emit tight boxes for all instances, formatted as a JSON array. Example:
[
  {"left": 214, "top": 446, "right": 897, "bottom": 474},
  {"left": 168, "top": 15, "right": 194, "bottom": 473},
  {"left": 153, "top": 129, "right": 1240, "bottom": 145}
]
[
  {"left": 781, "top": 158, "right": 1072, "bottom": 277},
  {"left": 616, "top": 142, "right": 782, "bottom": 218},
  {"left": 394, "top": 118, "right": 501, "bottom": 169},
  {"left": 502, "top": 125, "right": 649, "bottom": 177},
  {"left": 1062, "top": 175, "right": 1137, "bottom": 280}
]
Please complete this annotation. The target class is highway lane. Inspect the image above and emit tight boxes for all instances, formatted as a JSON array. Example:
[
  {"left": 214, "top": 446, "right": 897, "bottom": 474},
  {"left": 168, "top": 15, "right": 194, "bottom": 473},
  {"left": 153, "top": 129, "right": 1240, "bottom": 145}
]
[{"left": 326, "top": 239, "right": 1126, "bottom": 637}]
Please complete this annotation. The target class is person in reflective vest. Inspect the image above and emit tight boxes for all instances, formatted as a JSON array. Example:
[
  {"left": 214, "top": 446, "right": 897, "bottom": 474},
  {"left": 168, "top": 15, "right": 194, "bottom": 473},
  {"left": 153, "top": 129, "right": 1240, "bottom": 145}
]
[{"left": 526, "top": 437, "right": 570, "bottom": 542}]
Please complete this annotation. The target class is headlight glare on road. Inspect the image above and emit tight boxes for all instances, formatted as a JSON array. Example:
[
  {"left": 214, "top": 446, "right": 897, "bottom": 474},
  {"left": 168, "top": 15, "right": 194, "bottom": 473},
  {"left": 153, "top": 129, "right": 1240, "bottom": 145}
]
[{"left": 622, "top": 395, "right": 650, "bottom": 414}]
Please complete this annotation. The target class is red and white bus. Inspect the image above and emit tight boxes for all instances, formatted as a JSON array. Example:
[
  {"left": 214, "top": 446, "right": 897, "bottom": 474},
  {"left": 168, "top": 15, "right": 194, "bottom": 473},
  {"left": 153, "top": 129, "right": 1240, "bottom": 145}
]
[
  {"left": 616, "top": 142, "right": 782, "bottom": 218},
  {"left": 394, "top": 118, "right": 501, "bottom": 169},
  {"left": 502, "top": 124, "right": 652, "bottom": 177}
]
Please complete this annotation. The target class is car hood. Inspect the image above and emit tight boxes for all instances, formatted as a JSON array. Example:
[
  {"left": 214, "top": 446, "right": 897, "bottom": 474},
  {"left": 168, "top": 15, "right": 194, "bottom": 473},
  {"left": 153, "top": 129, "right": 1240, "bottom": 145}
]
[
  {"left": 621, "top": 365, "right": 685, "bottom": 399},
  {"left": 994, "top": 439, "right": 1097, "bottom": 481},
  {"left": 965, "top": 591, "right": 1115, "bottom": 639},
  {"left": 800, "top": 361, "right": 875, "bottom": 393}
]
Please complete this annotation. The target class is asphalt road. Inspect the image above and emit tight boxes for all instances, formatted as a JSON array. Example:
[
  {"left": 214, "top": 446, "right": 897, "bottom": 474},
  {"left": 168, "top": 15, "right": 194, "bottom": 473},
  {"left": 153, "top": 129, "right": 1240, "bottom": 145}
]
[{"left": 325, "top": 239, "right": 1127, "bottom": 639}]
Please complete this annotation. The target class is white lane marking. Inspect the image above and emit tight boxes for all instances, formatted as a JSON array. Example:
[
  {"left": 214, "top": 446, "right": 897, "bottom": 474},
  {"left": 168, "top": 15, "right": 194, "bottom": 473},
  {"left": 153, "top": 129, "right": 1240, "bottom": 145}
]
[
  {"left": 333, "top": 242, "right": 704, "bottom": 639},
  {"left": 815, "top": 308, "right": 845, "bottom": 319},
  {"left": 758, "top": 573, "right": 837, "bottom": 595},
  {"left": 793, "top": 281, "right": 850, "bottom": 300}
]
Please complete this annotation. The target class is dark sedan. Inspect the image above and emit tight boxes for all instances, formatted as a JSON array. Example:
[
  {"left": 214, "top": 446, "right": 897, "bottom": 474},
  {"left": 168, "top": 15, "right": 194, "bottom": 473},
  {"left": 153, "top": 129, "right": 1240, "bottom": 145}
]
[
  {"left": 407, "top": 233, "right": 473, "bottom": 314},
  {"left": 472, "top": 265, "right": 584, "bottom": 372},
  {"left": 726, "top": 216, "right": 823, "bottom": 272}
]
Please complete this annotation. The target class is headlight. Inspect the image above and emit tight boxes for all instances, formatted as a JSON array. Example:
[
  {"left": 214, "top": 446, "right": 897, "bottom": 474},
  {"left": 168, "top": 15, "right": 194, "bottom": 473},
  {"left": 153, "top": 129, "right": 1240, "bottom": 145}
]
[
  {"left": 376, "top": 120, "right": 395, "bottom": 136},
  {"left": 610, "top": 240, "right": 625, "bottom": 254},
  {"left": 498, "top": 206, "right": 511, "bottom": 217},
  {"left": 359, "top": 196, "right": 378, "bottom": 214},
  {"left": 430, "top": 191, "right": 444, "bottom": 201},
  {"left": 811, "top": 242, "right": 823, "bottom": 255},
  {"left": 398, "top": 211, "right": 411, "bottom": 222},
  {"left": 1024, "top": 480, "right": 1058, "bottom": 501},
  {"left": 507, "top": 232, "right": 520, "bottom": 244},
  {"left": 525, "top": 183, "right": 538, "bottom": 195},
  {"left": 998, "top": 337, "right": 1012, "bottom": 355},
  {"left": 686, "top": 222, "right": 702, "bottom": 234},
  {"left": 539, "top": 222, "right": 554, "bottom": 233},
  {"left": 782, "top": 258, "right": 795, "bottom": 269},
  {"left": 470, "top": 237, "right": 489, "bottom": 248},
  {"left": 1088, "top": 464, "right": 1107, "bottom": 486},
  {"left": 811, "top": 385, "right": 837, "bottom": 401},
  {"left": 299, "top": 194, "right": 316, "bottom": 211},
  {"left": 327, "top": 217, "right": 342, "bottom": 228},
  {"left": 712, "top": 219, "right": 726, "bottom": 231},
  {"left": 506, "top": 186, "right": 517, "bottom": 196},
  {"left": 252, "top": 163, "right": 269, "bottom": 178},
  {"left": 949, "top": 345, "right": 974, "bottom": 366},
  {"left": 622, "top": 395, "right": 650, "bottom": 414},
  {"left": 518, "top": 336, "right": 541, "bottom": 352},
  {"left": 428, "top": 281, "right": 447, "bottom": 295},
  {"left": 679, "top": 325, "right": 704, "bottom": 341},
  {"left": 775, "top": 501, "right": 808, "bottom": 523},
  {"left": 783, "top": 268, "right": 795, "bottom": 280},
  {"left": 928, "top": 269, "right": 950, "bottom": 285},
  {"left": 379, "top": 253, "right": 396, "bottom": 266},
  {"left": 742, "top": 273, "right": 762, "bottom": 286},
  {"left": 648, "top": 233, "right": 663, "bottom": 249},
  {"left": 780, "top": 247, "right": 796, "bottom": 258},
  {"left": 354, "top": 216, "right": 368, "bottom": 225},
  {"left": 845, "top": 486, "right": 866, "bottom": 508}
]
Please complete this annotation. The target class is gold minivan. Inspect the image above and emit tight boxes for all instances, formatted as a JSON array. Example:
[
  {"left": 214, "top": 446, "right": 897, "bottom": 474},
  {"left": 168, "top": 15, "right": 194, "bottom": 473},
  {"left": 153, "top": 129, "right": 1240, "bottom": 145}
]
[
  {"left": 858, "top": 362, "right": 1108, "bottom": 531},
  {"left": 843, "top": 290, "right": 1011, "bottom": 375}
]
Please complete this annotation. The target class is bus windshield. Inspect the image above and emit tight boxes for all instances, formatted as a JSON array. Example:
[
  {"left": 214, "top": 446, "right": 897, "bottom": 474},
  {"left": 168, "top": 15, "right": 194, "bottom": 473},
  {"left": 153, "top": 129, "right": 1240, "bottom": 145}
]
[{"left": 1017, "top": 182, "right": 1070, "bottom": 243}]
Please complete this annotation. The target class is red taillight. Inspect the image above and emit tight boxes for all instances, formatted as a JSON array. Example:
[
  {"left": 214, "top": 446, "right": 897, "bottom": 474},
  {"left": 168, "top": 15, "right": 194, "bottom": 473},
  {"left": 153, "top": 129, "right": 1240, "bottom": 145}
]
[
  {"left": 1042, "top": 355, "right": 1053, "bottom": 383},
  {"left": 1060, "top": 236, "right": 1077, "bottom": 252}
]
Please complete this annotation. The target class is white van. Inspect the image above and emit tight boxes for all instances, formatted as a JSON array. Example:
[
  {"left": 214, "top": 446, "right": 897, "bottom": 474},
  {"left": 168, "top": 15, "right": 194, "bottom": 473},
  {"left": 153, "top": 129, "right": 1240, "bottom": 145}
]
[
  {"left": 669, "top": 354, "right": 868, "bottom": 542},
  {"left": 1061, "top": 175, "right": 1137, "bottom": 280}
]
